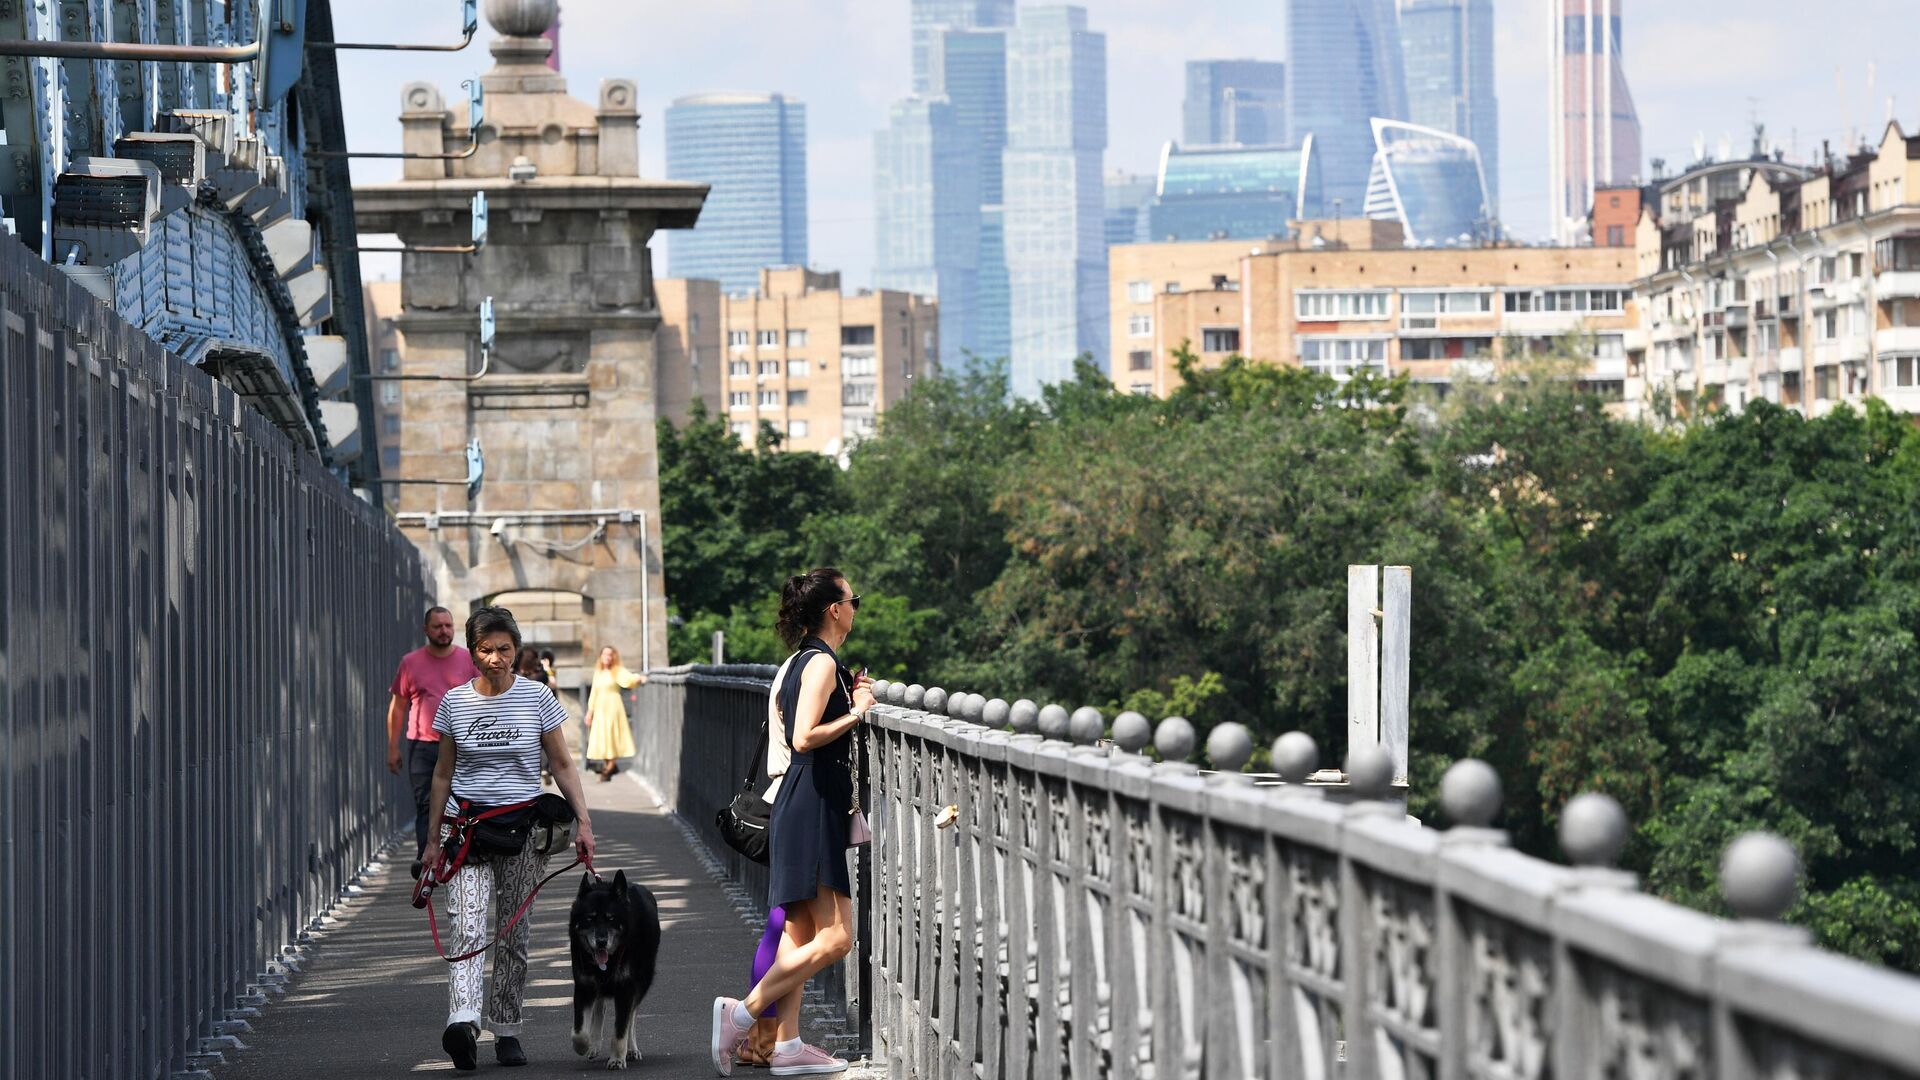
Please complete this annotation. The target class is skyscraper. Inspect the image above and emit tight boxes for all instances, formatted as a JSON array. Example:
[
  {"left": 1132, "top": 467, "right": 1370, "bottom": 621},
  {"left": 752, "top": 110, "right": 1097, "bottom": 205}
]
[
  {"left": 1183, "top": 60, "right": 1288, "bottom": 147},
  {"left": 664, "top": 92, "right": 808, "bottom": 294},
  {"left": 1362, "top": 119, "right": 1494, "bottom": 246},
  {"left": 1286, "top": 0, "right": 1407, "bottom": 212},
  {"left": 1104, "top": 170, "right": 1155, "bottom": 247},
  {"left": 1549, "top": 0, "right": 1642, "bottom": 243},
  {"left": 911, "top": 0, "right": 1015, "bottom": 93},
  {"left": 1399, "top": 0, "right": 1498, "bottom": 212},
  {"left": 874, "top": 96, "right": 981, "bottom": 371},
  {"left": 1004, "top": 5, "right": 1107, "bottom": 398},
  {"left": 930, "top": 27, "right": 1010, "bottom": 363},
  {"left": 1143, "top": 141, "right": 1325, "bottom": 242}
]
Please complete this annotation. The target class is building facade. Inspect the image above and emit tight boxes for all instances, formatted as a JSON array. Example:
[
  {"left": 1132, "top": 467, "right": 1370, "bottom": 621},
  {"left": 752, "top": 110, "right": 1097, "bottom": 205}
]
[
  {"left": 1183, "top": 59, "right": 1288, "bottom": 147},
  {"left": 655, "top": 277, "right": 724, "bottom": 425},
  {"left": 1143, "top": 141, "right": 1325, "bottom": 243},
  {"left": 911, "top": 0, "right": 1016, "bottom": 93},
  {"left": 1286, "top": 0, "right": 1407, "bottom": 211},
  {"left": 1549, "top": 0, "right": 1643, "bottom": 243},
  {"left": 1399, "top": 0, "right": 1499, "bottom": 213},
  {"left": 690, "top": 268, "right": 937, "bottom": 455},
  {"left": 1104, "top": 170, "right": 1155, "bottom": 247},
  {"left": 1004, "top": 4, "right": 1109, "bottom": 397},
  {"left": 1109, "top": 224, "right": 1636, "bottom": 398},
  {"left": 875, "top": 96, "right": 980, "bottom": 372},
  {"left": 1363, "top": 119, "right": 1495, "bottom": 246},
  {"left": 664, "top": 92, "right": 808, "bottom": 294},
  {"left": 364, "top": 279, "right": 406, "bottom": 486},
  {"left": 1627, "top": 122, "right": 1920, "bottom": 419},
  {"left": 355, "top": 3, "right": 707, "bottom": 672}
]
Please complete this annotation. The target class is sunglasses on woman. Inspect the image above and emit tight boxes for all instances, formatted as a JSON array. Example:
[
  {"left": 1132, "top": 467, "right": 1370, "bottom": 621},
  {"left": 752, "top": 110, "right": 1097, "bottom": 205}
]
[{"left": 837, "top": 594, "right": 861, "bottom": 611}]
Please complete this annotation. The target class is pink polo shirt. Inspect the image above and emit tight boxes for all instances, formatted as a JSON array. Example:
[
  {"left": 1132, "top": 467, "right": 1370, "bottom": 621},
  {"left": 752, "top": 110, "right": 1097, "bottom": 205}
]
[{"left": 389, "top": 646, "right": 479, "bottom": 742}]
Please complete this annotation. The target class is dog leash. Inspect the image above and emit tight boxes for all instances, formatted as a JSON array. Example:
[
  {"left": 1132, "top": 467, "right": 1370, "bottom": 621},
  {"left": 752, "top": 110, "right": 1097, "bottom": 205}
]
[{"left": 424, "top": 850, "right": 598, "bottom": 963}]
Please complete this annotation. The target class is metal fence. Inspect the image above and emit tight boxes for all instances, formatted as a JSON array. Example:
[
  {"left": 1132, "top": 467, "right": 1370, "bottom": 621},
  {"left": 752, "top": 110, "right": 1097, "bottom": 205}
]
[
  {"left": 0, "top": 236, "right": 426, "bottom": 1080},
  {"left": 631, "top": 664, "right": 871, "bottom": 1053},
  {"left": 862, "top": 690, "right": 1920, "bottom": 1080}
]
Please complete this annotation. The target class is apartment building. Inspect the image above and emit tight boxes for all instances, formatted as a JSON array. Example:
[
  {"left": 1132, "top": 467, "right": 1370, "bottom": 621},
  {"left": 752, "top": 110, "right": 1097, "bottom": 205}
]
[
  {"left": 1110, "top": 218, "right": 1636, "bottom": 397},
  {"left": 1628, "top": 121, "right": 1920, "bottom": 419},
  {"left": 691, "top": 267, "right": 937, "bottom": 454},
  {"left": 362, "top": 279, "right": 405, "bottom": 495},
  {"left": 655, "top": 277, "right": 724, "bottom": 425}
]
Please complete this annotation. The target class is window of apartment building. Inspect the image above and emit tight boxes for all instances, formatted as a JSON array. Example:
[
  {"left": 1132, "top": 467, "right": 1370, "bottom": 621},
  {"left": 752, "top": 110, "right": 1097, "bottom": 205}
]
[
  {"left": 1201, "top": 327, "right": 1240, "bottom": 353},
  {"left": 1876, "top": 237, "right": 1920, "bottom": 272},
  {"left": 729, "top": 359, "right": 751, "bottom": 376},
  {"left": 758, "top": 360, "right": 781, "bottom": 376},
  {"left": 1165, "top": 282, "right": 1182, "bottom": 295},
  {"left": 1815, "top": 256, "right": 1837, "bottom": 285},
  {"left": 1884, "top": 355, "right": 1920, "bottom": 388},
  {"left": 846, "top": 414, "right": 876, "bottom": 437},
  {"left": 380, "top": 383, "right": 400, "bottom": 405},
  {"left": 1130, "top": 382, "right": 1153, "bottom": 395},
  {"left": 382, "top": 413, "right": 401, "bottom": 436},
  {"left": 1503, "top": 288, "right": 1624, "bottom": 314},
  {"left": 1781, "top": 371, "right": 1803, "bottom": 406},
  {"left": 1814, "top": 365, "right": 1841, "bottom": 401},
  {"left": 1593, "top": 334, "right": 1626, "bottom": 360},
  {"left": 787, "top": 390, "right": 808, "bottom": 407},
  {"left": 1126, "top": 280, "right": 1151, "bottom": 304},
  {"left": 689, "top": 314, "right": 701, "bottom": 334},
  {"left": 1298, "top": 336, "right": 1388, "bottom": 376},
  {"left": 728, "top": 329, "right": 750, "bottom": 348},
  {"left": 843, "top": 381, "right": 876, "bottom": 406},
  {"left": 843, "top": 355, "right": 876, "bottom": 377},
  {"left": 1297, "top": 291, "right": 1390, "bottom": 319},
  {"left": 381, "top": 348, "right": 399, "bottom": 372},
  {"left": 1400, "top": 337, "right": 1493, "bottom": 361},
  {"left": 730, "top": 421, "right": 753, "bottom": 442},
  {"left": 1128, "top": 350, "right": 1152, "bottom": 371},
  {"left": 787, "top": 359, "right": 809, "bottom": 378},
  {"left": 758, "top": 389, "right": 780, "bottom": 407},
  {"left": 788, "top": 419, "right": 810, "bottom": 439},
  {"left": 381, "top": 446, "right": 400, "bottom": 470},
  {"left": 901, "top": 325, "right": 910, "bottom": 346},
  {"left": 1851, "top": 252, "right": 1866, "bottom": 279},
  {"left": 729, "top": 391, "right": 750, "bottom": 409},
  {"left": 787, "top": 329, "right": 808, "bottom": 347},
  {"left": 1128, "top": 313, "right": 1153, "bottom": 337},
  {"left": 758, "top": 329, "right": 780, "bottom": 348},
  {"left": 1607, "top": 225, "right": 1625, "bottom": 246},
  {"left": 1401, "top": 291, "right": 1492, "bottom": 315},
  {"left": 1755, "top": 323, "right": 1779, "bottom": 353},
  {"left": 843, "top": 325, "right": 876, "bottom": 346}
]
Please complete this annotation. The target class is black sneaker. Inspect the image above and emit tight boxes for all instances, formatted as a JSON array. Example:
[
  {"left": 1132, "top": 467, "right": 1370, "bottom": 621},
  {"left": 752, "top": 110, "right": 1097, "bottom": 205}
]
[
  {"left": 495, "top": 1035, "right": 527, "bottom": 1067},
  {"left": 442, "top": 1022, "right": 478, "bottom": 1071}
]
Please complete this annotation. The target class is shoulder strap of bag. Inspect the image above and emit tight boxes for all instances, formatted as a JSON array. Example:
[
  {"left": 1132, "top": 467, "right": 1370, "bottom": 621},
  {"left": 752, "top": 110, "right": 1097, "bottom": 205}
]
[{"left": 747, "top": 648, "right": 812, "bottom": 789}]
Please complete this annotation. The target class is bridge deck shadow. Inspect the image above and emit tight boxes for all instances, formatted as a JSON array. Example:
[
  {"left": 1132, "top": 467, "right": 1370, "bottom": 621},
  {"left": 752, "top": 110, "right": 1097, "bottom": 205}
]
[{"left": 212, "top": 770, "right": 757, "bottom": 1078}]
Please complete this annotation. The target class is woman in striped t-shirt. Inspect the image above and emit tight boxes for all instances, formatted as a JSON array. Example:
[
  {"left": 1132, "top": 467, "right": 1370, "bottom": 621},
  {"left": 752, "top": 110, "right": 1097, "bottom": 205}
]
[{"left": 422, "top": 606, "right": 596, "bottom": 1071}]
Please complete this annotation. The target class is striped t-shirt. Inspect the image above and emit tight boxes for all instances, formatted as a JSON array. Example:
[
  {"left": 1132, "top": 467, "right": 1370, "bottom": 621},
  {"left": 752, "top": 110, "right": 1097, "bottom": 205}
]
[{"left": 433, "top": 675, "right": 567, "bottom": 813}]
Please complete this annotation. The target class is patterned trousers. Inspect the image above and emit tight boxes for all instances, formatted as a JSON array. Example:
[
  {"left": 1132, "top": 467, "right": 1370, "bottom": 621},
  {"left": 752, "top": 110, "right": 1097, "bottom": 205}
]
[{"left": 443, "top": 839, "right": 543, "bottom": 1034}]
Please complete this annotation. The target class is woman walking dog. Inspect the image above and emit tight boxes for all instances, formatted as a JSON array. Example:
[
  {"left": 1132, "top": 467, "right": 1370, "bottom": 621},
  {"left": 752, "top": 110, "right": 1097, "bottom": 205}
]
[
  {"left": 711, "top": 569, "right": 874, "bottom": 1076},
  {"left": 421, "top": 606, "right": 597, "bottom": 1071}
]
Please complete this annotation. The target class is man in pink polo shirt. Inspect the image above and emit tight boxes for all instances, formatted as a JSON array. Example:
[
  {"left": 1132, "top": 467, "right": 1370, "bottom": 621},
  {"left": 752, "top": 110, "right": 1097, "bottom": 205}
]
[{"left": 385, "top": 606, "right": 478, "bottom": 877}]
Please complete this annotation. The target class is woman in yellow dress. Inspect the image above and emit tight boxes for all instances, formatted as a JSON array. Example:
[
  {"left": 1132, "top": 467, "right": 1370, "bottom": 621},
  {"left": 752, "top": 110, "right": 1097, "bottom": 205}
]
[{"left": 584, "top": 646, "right": 644, "bottom": 781}]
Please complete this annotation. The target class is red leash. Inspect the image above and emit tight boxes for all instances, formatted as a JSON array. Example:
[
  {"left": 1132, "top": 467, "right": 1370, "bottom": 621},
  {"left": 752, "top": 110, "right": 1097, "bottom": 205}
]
[{"left": 413, "top": 799, "right": 604, "bottom": 964}]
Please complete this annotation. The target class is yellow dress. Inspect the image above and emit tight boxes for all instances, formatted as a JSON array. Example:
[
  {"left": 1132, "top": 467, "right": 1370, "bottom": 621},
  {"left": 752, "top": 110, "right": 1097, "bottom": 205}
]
[{"left": 585, "top": 665, "right": 641, "bottom": 761}]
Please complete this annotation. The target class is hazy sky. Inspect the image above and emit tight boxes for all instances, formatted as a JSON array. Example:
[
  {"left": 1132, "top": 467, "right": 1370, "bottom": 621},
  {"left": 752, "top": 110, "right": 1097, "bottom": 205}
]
[{"left": 341, "top": 0, "right": 1920, "bottom": 288}]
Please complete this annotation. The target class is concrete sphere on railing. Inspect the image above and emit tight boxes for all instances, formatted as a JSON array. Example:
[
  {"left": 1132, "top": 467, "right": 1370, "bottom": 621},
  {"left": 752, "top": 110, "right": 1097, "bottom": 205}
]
[
  {"left": 870, "top": 679, "right": 891, "bottom": 704},
  {"left": 923, "top": 687, "right": 948, "bottom": 715},
  {"left": 1559, "top": 792, "right": 1628, "bottom": 867},
  {"left": 1008, "top": 699, "right": 1039, "bottom": 734},
  {"left": 1440, "top": 758, "right": 1502, "bottom": 828},
  {"left": 1036, "top": 703, "right": 1071, "bottom": 741},
  {"left": 1206, "top": 722, "right": 1254, "bottom": 772},
  {"left": 1344, "top": 744, "right": 1394, "bottom": 799},
  {"left": 954, "top": 693, "right": 979, "bottom": 721},
  {"left": 885, "top": 681, "right": 907, "bottom": 705},
  {"left": 486, "top": 0, "right": 558, "bottom": 37},
  {"left": 903, "top": 684, "right": 926, "bottom": 710},
  {"left": 1068, "top": 706, "right": 1105, "bottom": 745},
  {"left": 1111, "top": 711, "right": 1152, "bottom": 752},
  {"left": 1154, "top": 716, "right": 1196, "bottom": 762},
  {"left": 983, "top": 698, "right": 1011, "bottom": 728},
  {"left": 1272, "top": 731, "right": 1318, "bottom": 783},
  {"left": 1721, "top": 832, "right": 1800, "bottom": 921}
]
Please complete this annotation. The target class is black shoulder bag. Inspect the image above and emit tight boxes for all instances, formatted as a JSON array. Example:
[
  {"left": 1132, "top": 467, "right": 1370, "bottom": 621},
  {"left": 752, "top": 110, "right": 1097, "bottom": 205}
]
[{"left": 716, "top": 719, "right": 773, "bottom": 865}]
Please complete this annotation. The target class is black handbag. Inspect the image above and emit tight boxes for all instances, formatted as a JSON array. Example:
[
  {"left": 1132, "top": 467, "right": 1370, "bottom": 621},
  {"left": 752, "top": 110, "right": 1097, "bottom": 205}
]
[
  {"left": 716, "top": 719, "right": 773, "bottom": 865},
  {"left": 467, "top": 801, "right": 536, "bottom": 857}
]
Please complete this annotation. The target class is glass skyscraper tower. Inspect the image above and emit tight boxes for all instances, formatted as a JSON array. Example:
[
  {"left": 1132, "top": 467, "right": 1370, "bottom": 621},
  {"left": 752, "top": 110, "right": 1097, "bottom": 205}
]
[
  {"left": 1286, "top": 0, "right": 1407, "bottom": 212},
  {"left": 664, "top": 93, "right": 808, "bottom": 294},
  {"left": 911, "top": 0, "right": 1015, "bottom": 92},
  {"left": 1399, "top": 0, "right": 1498, "bottom": 214},
  {"left": 875, "top": 97, "right": 981, "bottom": 370},
  {"left": 1003, "top": 5, "right": 1107, "bottom": 399},
  {"left": 1184, "top": 60, "right": 1288, "bottom": 147}
]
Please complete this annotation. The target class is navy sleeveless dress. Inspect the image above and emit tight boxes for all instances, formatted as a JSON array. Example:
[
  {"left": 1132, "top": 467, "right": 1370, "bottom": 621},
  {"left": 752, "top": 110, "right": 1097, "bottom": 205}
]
[{"left": 767, "top": 636, "right": 855, "bottom": 909}]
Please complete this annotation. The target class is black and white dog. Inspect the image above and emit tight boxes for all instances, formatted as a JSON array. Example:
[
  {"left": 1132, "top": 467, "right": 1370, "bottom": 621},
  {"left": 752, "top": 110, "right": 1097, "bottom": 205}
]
[{"left": 569, "top": 870, "right": 661, "bottom": 1068}]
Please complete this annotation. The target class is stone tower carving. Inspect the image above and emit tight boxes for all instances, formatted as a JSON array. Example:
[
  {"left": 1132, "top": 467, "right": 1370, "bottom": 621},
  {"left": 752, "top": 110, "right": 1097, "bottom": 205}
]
[{"left": 356, "top": 0, "right": 707, "bottom": 676}]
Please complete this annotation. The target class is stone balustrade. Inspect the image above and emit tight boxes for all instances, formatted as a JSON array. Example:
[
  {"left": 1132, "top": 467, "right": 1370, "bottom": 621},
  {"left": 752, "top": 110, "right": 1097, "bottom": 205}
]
[{"left": 633, "top": 666, "right": 1920, "bottom": 1079}]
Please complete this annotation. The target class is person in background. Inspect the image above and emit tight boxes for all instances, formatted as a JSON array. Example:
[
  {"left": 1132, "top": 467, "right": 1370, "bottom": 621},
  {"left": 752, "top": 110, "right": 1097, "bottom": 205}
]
[
  {"left": 385, "top": 606, "right": 479, "bottom": 880},
  {"left": 584, "top": 646, "right": 644, "bottom": 782},
  {"left": 515, "top": 646, "right": 548, "bottom": 686}
]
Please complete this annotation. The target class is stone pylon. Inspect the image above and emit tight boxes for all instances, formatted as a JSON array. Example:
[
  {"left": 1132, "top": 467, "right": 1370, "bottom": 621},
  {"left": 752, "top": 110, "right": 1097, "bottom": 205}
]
[{"left": 355, "top": 0, "right": 707, "bottom": 680}]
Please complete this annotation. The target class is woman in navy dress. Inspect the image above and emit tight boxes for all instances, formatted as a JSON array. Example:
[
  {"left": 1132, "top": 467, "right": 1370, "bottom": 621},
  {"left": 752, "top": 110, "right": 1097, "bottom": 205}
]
[{"left": 710, "top": 568, "right": 874, "bottom": 1077}]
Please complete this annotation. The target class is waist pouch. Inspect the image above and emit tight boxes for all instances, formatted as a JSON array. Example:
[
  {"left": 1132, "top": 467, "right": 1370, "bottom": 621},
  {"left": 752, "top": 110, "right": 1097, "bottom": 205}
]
[{"left": 464, "top": 794, "right": 576, "bottom": 858}]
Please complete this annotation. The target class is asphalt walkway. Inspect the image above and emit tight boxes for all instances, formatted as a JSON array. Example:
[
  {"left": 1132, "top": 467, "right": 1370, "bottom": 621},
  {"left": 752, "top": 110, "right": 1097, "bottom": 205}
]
[{"left": 212, "top": 767, "right": 759, "bottom": 1078}]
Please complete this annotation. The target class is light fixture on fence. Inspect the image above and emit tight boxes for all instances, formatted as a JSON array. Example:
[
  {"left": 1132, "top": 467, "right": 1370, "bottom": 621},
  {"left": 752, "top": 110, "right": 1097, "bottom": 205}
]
[
  {"left": 336, "top": 191, "right": 488, "bottom": 255},
  {"left": 359, "top": 296, "right": 496, "bottom": 384},
  {"left": 310, "top": 79, "right": 485, "bottom": 161},
  {"left": 311, "top": 0, "right": 479, "bottom": 52}
]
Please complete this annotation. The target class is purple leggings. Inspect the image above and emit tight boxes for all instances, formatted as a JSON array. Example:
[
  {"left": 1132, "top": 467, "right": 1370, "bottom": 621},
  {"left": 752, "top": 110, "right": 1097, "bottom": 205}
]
[{"left": 751, "top": 905, "right": 787, "bottom": 1019}]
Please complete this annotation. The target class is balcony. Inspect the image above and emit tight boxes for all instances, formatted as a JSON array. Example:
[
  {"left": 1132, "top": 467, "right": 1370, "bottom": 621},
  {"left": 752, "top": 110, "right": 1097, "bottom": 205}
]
[
  {"left": 1779, "top": 346, "right": 1804, "bottom": 370},
  {"left": 1877, "top": 326, "right": 1920, "bottom": 353},
  {"left": 1832, "top": 277, "right": 1867, "bottom": 304},
  {"left": 1876, "top": 269, "right": 1920, "bottom": 299},
  {"left": 1838, "top": 335, "right": 1871, "bottom": 362},
  {"left": 1724, "top": 304, "right": 1750, "bottom": 329}
]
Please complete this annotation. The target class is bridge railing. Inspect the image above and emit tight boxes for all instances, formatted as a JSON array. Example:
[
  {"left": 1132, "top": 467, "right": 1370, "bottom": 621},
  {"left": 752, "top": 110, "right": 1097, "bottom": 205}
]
[
  {"left": 862, "top": 683, "right": 1920, "bottom": 1080},
  {"left": 0, "top": 235, "right": 427, "bottom": 1080}
]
